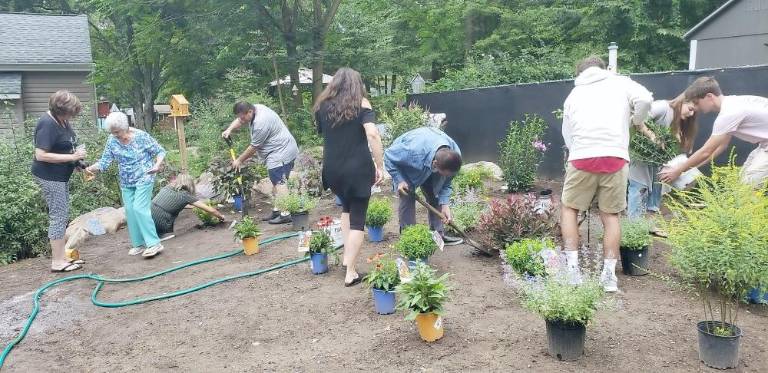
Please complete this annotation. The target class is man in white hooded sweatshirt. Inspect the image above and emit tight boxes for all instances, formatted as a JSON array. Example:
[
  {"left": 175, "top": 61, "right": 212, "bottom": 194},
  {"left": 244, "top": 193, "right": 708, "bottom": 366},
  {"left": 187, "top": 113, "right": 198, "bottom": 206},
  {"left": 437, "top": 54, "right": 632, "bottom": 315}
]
[{"left": 560, "top": 56, "right": 653, "bottom": 292}]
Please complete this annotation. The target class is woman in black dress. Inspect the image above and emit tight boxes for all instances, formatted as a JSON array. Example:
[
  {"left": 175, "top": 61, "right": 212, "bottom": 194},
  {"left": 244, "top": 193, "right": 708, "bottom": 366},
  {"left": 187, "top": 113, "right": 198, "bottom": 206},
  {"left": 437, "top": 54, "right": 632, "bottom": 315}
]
[{"left": 314, "top": 68, "right": 384, "bottom": 286}]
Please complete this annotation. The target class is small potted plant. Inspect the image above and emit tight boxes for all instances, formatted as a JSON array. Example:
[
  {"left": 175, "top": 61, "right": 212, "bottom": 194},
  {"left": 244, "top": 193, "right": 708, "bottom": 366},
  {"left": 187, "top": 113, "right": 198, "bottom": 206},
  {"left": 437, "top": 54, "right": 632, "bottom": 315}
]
[
  {"left": 395, "top": 263, "right": 451, "bottom": 342},
  {"left": 363, "top": 253, "right": 401, "bottom": 315},
  {"left": 619, "top": 218, "right": 652, "bottom": 276},
  {"left": 521, "top": 275, "right": 605, "bottom": 361},
  {"left": 194, "top": 201, "right": 222, "bottom": 226},
  {"left": 275, "top": 193, "right": 318, "bottom": 231},
  {"left": 504, "top": 238, "right": 554, "bottom": 279},
  {"left": 307, "top": 230, "right": 334, "bottom": 275},
  {"left": 665, "top": 160, "right": 768, "bottom": 369},
  {"left": 233, "top": 216, "right": 261, "bottom": 255},
  {"left": 395, "top": 224, "right": 437, "bottom": 269},
  {"left": 365, "top": 198, "right": 392, "bottom": 242}
]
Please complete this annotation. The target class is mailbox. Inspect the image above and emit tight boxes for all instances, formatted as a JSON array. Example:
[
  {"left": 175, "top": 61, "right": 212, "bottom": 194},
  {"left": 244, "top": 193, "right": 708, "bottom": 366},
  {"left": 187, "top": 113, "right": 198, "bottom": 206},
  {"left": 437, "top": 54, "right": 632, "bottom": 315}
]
[{"left": 170, "top": 94, "right": 189, "bottom": 117}]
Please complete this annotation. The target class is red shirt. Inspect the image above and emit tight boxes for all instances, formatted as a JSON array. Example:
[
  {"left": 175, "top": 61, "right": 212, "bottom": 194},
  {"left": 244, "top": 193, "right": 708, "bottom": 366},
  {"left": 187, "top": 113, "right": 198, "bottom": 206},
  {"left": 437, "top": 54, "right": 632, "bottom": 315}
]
[{"left": 571, "top": 157, "right": 627, "bottom": 173}]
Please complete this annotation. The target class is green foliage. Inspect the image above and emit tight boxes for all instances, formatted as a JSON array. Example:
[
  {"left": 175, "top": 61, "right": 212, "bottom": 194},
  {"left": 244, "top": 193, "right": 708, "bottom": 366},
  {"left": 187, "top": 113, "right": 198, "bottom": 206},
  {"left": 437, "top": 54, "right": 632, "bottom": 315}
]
[
  {"left": 396, "top": 263, "right": 451, "bottom": 320},
  {"left": 209, "top": 157, "right": 263, "bottom": 200},
  {"left": 620, "top": 218, "right": 652, "bottom": 251},
  {"left": 233, "top": 216, "right": 260, "bottom": 240},
  {"left": 365, "top": 198, "right": 393, "bottom": 227},
  {"left": 309, "top": 230, "right": 334, "bottom": 254},
  {"left": 505, "top": 238, "right": 555, "bottom": 277},
  {"left": 194, "top": 201, "right": 221, "bottom": 226},
  {"left": 363, "top": 253, "right": 401, "bottom": 291},
  {"left": 521, "top": 275, "right": 605, "bottom": 325},
  {"left": 630, "top": 120, "right": 680, "bottom": 165},
  {"left": 379, "top": 104, "right": 427, "bottom": 147},
  {"left": 452, "top": 166, "right": 493, "bottom": 196},
  {"left": 274, "top": 193, "right": 318, "bottom": 214},
  {"left": 665, "top": 159, "right": 768, "bottom": 331},
  {"left": 395, "top": 224, "right": 438, "bottom": 259},
  {"left": 448, "top": 189, "right": 486, "bottom": 235},
  {"left": 498, "top": 114, "right": 547, "bottom": 192}
]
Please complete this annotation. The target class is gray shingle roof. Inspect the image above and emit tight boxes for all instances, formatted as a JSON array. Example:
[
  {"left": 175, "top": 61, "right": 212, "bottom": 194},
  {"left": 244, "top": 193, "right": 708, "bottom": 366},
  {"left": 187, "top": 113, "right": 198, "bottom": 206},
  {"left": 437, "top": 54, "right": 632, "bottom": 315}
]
[
  {"left": 0, "top": 13, "right": 92, "bottom": 65},
  {"left": 0, "top": 72, "right": 22, "bottom": 96}
]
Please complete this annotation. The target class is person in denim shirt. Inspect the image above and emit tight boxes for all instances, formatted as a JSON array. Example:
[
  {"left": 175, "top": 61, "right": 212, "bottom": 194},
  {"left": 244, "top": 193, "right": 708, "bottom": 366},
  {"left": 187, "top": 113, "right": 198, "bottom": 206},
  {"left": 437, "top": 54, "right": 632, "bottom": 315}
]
[
  {"left": 86, "top": 112, "right": 167, "bottom": 257},
  {"left": 384, "top": 127, "right": 463, "bottom": 245}
]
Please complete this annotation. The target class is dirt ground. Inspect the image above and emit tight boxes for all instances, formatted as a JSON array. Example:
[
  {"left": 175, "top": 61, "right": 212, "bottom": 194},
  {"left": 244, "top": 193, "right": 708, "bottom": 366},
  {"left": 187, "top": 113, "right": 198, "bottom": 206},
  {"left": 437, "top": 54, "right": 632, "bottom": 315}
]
[{"left": 1, "top": 183, "right": 767, "bottom": 372}]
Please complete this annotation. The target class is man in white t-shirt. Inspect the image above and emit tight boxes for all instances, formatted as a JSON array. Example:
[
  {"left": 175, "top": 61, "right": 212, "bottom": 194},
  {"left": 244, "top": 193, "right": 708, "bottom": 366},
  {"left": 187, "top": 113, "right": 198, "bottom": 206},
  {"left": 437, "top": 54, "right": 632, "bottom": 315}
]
[{"left": 659, "top": 77, "right": 768, "bottom": 187}]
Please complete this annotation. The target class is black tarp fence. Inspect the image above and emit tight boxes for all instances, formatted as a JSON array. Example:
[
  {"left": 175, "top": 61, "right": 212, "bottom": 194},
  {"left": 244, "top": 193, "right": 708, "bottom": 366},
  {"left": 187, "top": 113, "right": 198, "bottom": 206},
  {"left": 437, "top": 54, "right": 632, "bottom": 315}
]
[{"left": 407, "top": 64, "right": 768, "bottom": 179}]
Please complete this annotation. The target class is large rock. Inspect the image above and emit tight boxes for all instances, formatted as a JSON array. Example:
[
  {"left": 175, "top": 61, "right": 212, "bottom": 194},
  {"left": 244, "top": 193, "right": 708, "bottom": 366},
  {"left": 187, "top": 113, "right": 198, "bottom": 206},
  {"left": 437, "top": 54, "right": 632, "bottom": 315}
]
[
  {"left": 463, "top": 161, "right": 503, "bottom": 181},
  {"left": 195, "top": 172, "right": 216, "bottom": 199}
]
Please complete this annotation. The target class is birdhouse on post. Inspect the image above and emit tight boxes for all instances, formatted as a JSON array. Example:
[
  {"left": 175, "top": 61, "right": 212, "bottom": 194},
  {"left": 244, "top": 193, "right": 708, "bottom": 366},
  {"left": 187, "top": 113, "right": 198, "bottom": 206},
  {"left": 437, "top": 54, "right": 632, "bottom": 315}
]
[
  {"left": 169, "top": 94, "right": 190, "bottom": 172},
  {"left": 170, "top": 94, "right": 190, "bottom": 117}
]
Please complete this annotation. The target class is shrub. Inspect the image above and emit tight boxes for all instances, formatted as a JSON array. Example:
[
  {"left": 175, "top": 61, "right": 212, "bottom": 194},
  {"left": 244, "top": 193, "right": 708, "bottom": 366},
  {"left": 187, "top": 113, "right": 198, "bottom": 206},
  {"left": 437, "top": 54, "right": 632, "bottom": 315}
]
[
  {"left": 447, "top": 189, "right": 486, "bottom": 235},
  {"left": 395, "top": 224, "right": 437, "bottom": 259},
  {"left": 364, "top": 252, "right": 400, "bottom": 291},
  {"left": 194, "top": 201, "right": 221, "bottom": 226},
  {"left": 379, "top": 103, "right": 428, "bottom": 147},
  {"left": 209, "top": 157, "right": 263, "bottom": 199},
  {"left": 233, "top": 216, "right": 260, "bottom": 240},
  {"left": 498, "top": 114, "right": 547, "bottom": 192},
  {"left": 620, "top": 218, "right": 652, "bottom": 250},
  {"left": 396, "top": 263, "right": 450, "bottom": 320},
  {"left": 274, "top": 192, "right": 317, "bottom": 214},
  {"left": 452, "top": 166, "right": 493, "bottom": 196},
  {"left": 521, "top": 274, "right": 605, "bottom": 325},
  {"left": 505, "top": 238, "right": 555, "bottom": 277},
  {"left": 629, "top": 120, "right": 680, "bottom": 166},
  {"left": 365, "top": 198, "right": 393, "bottom": 227},
  {"left": 665, "top": 159, "right": 768, "bottom": 335},
  {"left": 294, "top": 151, "right": 323, "bottom": 197},
  {"left": 478, "top": 194, "right": 558, "bottom": 249}
]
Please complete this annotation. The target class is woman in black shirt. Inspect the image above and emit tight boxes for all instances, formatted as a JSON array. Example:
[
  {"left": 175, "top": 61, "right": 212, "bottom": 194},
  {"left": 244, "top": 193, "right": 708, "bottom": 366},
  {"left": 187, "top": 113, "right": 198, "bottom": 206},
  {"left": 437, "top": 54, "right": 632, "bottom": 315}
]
[
  {"left": 32, "top": 90, "right": 87, "bottom": 272},
  {"left": 313, "top": 68, "right": 384, "bottom": 286}
]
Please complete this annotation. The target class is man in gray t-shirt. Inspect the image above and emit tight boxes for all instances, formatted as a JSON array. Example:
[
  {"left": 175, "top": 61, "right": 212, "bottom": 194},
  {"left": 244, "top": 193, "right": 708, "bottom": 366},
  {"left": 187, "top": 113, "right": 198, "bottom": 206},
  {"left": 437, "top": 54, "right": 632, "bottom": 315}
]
[{"left": 222, "top": 101, "right": 299, "bottom": 224}]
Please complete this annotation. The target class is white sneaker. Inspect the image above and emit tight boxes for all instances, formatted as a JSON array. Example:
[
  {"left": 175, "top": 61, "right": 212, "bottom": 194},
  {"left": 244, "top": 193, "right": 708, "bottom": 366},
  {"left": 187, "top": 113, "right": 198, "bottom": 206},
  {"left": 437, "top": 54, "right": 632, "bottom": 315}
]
[
  {"left": 566, "top": 266, "right": 583, "bottom": 285},
  {"left": 128, "top": 246, "right": 144, "bottom": 256},
  {"left": 601, "top": 271, "right": 619, "bottom": 292},
  {"left": 142, "top": 244, "right": 164, "bottom": 257}
]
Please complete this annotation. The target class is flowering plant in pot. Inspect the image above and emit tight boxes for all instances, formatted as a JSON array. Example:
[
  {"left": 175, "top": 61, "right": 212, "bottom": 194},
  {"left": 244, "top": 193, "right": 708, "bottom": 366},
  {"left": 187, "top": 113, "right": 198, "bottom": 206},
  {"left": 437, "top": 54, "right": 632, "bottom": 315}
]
[
  {"left": 395, "top": 224, "right": 437, "bottom": 268},
  {"left": 233, "top": 216, "right": 261, "bottom": 255},
  {"left": 521, "top": 274, "right": 605, "bottom": 361},
  {"left": 365, "top": 198, "right": 392, "bottom": 242},
  {"left": 395, "top": 263, "right": 451, "bottom": 342},
  {"left": 363, "top": 253, "right": 401, "bottom": 315},
  {"left": 619, "top": 218, "right": 653, "bottom": 276},
  {"left": 504, "top": 238, "right": 555, "bottom": 279},
  {"left": 274, "top": 192, "right": 318, "bottom": 231},
  {"left": 307, "top": 230, "right": 336, "bottom": 274},
  {"left": 498, "top": 114, "right": 547, "bottom": 192},
  {"left": 664, "top": 160, "right": 768, "bottom": 369}
]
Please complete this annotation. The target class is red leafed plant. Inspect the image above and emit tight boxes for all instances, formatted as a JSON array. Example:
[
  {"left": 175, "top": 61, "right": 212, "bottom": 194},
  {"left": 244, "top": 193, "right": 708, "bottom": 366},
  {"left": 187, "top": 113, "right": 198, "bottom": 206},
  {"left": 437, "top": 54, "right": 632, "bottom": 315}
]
[{"left": 477, "top": 193, "right": 559, "bottom": 249}]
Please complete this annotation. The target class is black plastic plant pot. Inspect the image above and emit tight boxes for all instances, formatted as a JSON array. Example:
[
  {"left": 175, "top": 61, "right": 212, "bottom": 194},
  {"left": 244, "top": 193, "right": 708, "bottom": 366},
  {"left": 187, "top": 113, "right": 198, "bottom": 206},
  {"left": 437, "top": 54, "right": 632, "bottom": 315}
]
[
  {"left": 619, "top": 246, "right": 649, "bottom": 276},
  {"left": 697, "top": 321, "right": 742, "bottom": 369},
  {"left": 292, "top": 211, "right": 309, "bottom": 231},
  {"left": 545, "top": 319, "right": 586, "bottom": 361}
]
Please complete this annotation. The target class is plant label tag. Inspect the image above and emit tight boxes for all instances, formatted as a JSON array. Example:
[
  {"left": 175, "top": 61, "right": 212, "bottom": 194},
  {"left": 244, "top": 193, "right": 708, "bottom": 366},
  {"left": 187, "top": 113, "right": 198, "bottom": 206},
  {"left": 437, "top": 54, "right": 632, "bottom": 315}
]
[
  {"left": 432, "top": 231, "right": 445, "bottom": 252},
  {"left": 396, "top": 258, "right": 412, "bottom": 283},
  {"left": 434, "top": 316, "right": 443, "bottom": 329},
  {"left": 297, "top": 230, "right": 312, "bottom": 253}
]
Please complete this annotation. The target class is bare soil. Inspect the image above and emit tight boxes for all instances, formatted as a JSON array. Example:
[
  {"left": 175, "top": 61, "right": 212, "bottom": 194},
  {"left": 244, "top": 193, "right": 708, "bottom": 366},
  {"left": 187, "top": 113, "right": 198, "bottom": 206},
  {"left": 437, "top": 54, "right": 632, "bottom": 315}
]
[{"left": 1, "top": 184, "right": 767, "bottom": 372}]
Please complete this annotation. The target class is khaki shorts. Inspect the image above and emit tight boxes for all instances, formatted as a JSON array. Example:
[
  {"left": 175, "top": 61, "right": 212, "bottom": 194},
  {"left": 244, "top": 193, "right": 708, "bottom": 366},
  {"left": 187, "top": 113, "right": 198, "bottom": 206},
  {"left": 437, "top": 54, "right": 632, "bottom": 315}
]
[
  {"left": 562, "top": 162, "right": 628, "bottom": 214},
  {"left": 741, "top": 145, "right": 768, "bottom": 188}
]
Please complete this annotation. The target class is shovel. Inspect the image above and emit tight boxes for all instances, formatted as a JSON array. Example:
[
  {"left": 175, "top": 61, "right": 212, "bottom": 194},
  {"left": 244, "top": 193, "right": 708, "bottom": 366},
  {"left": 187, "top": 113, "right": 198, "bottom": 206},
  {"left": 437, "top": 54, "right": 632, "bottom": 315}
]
[
  {"left": 224, "top": 136, "right": 248, "bottom": 218},
  {"left": 400, "top": 190, "right": 495, "bottom": 256}
]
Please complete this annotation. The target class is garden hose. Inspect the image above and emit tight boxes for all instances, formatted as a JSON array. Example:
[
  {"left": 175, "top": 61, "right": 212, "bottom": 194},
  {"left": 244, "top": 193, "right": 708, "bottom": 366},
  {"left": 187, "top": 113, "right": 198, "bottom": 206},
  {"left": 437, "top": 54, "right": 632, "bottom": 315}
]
[{"left": 0, "top": 232, "right": 300, "bottom": 369}]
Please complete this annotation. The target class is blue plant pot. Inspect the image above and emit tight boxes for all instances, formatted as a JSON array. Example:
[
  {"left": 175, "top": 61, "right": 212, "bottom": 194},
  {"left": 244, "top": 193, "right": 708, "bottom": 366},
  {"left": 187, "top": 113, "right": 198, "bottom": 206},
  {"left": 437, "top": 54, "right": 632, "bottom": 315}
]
[
  {"left": 372, "top": 288, "right": 396, "bottom": 315},
  {"left": 407, "top": 256, "right": 429, "bottom": 270},
  {"left": 367, "top": 225, "right": 384, "bottom": 242},
  {"left": 310, "top": 252, "right": 328, "bottom": 274},
  {"left": 334, "top": 195, "right": 343, "bottom": 206},
  {"left": 232, "top": 194, "right": 243, "bottom": 212},
  {"left": 746, "top": 287, "right": 768, "bottom": 304}
]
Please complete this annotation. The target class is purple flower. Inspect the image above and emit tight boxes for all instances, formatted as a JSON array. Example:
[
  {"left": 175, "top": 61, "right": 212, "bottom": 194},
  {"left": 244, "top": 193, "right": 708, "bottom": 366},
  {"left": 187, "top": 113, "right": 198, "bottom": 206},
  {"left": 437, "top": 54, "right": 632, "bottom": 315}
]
[{"left": 532, "top": 140, "right": 547, "bottom": 152}]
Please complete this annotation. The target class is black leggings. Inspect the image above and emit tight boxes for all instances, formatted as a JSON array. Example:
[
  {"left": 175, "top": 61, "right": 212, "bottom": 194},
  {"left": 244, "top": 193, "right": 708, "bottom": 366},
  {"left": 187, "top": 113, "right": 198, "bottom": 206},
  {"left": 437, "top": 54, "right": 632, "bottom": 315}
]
[{"left": 340, "top": 195, "right": 370, "bottom": 231}]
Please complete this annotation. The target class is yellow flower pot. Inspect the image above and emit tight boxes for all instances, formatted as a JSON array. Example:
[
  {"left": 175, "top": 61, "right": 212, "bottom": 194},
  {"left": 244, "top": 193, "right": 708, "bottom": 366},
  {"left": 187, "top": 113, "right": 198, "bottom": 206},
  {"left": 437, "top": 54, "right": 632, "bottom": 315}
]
[
  {"left": 415, "top": 312, "right": 444, "bottom": 342},
  {"left": 242, "top": 237, "right": 259, "bottom": 255}
]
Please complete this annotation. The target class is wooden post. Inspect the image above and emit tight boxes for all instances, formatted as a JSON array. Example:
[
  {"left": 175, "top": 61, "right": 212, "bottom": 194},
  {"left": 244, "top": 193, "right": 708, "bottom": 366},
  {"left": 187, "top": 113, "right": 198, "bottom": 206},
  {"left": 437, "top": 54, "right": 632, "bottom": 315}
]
[{"left": 175, "top": 116, "right": 189, "bottom": 173}]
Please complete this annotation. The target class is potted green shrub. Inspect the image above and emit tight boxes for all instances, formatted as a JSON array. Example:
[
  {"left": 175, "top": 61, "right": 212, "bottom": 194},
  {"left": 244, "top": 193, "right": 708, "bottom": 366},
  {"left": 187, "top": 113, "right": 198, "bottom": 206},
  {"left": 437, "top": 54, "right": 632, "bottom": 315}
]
[
  {"left": 209, "top": 157, "right": 262, "bottom": 211},
  {"left": 274, "top": 192, "right": 317, "bottom": 231},
  {"left": 665, "top": 161, "right": 768, "bottom": 369},
  {"left": 395, "top": 224, "right": 437, "bottom": 269},
  {"left": 194, "top": 201, "right": 222, "bottom": 226},
  {"left": 521, "top": 275, "right": 605, "bottom": 361},
  {"left": 498, "top": 114, "right": 547, "bottom": 192},
  {"left": 365, "top": 198, "right": 392, "bottom": 242},
  {"left": 307, "top": 230, "right": 335, "bottom": 274},
  {"left": 395, "top": 263, "right": 451, "bottom": 342},
  {"left": 363, "top": 253, "right": 401, "bottom": 315},
  {"left": 504, "top": 238, "right": 555, "bottom": 279},
  {"left": 619, "top": 218, "right": 653, "bottom": 276},
  {"left": 233, "top": 216, "right": 261, "bottom": 255}
]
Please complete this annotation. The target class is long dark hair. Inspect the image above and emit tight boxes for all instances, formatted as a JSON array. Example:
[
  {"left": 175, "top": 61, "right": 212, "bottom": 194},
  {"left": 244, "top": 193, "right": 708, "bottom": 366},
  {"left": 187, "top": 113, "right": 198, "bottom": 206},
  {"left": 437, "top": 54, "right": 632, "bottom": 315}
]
[
  {"left": 668, "top": 93, "right": 699, "bottom": 154},
  {"left": 313, "top": 67, "right": 367, "bottom": 126}
]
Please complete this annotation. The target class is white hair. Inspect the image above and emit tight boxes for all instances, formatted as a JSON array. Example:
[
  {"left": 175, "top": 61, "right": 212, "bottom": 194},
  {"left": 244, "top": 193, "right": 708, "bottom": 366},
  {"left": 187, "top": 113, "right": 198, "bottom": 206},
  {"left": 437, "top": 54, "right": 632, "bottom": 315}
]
[{"left": 105, "top": 112, "right": 130, "bottom": 132}]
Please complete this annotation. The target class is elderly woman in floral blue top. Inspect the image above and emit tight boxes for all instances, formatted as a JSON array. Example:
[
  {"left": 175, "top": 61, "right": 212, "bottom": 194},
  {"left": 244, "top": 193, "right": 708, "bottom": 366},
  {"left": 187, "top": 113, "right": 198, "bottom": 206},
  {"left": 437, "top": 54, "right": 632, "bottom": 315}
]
[{"left": 85, "top": 112, "right": 167, "bottom": 257}]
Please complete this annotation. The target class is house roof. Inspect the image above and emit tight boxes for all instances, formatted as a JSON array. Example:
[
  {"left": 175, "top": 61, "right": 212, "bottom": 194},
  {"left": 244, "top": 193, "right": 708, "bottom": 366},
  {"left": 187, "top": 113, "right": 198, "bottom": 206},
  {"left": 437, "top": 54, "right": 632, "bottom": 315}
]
[
  {"left": 0, "top": 72, "right": 22, "bottom": 99},
  {"left": 269, "top": 68, "right": 333, "bottom": 86},
  {"left": 0, "top": 13, "right": 93, "bottom": 70},
  {"left": 684, "top": 0, "right": 739, "bottom": 39}
]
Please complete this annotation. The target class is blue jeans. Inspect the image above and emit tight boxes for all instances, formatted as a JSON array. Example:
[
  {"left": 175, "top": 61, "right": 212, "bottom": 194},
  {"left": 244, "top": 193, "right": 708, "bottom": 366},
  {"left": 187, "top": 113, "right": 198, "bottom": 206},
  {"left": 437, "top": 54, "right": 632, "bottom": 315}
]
[{"left": 627, "top": 179, "right": 662, "bottom": 218}]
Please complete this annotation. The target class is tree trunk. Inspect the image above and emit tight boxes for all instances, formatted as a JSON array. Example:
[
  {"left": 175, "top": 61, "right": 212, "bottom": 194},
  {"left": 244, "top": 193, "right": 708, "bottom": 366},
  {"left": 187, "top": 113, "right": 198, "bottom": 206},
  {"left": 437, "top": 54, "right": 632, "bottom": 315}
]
[
  {"left": 285, "top": 36, "right": 302, "bottom": 108},
  {"left": 391, "top": 74, "right": 397, "bottom": 92}
]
